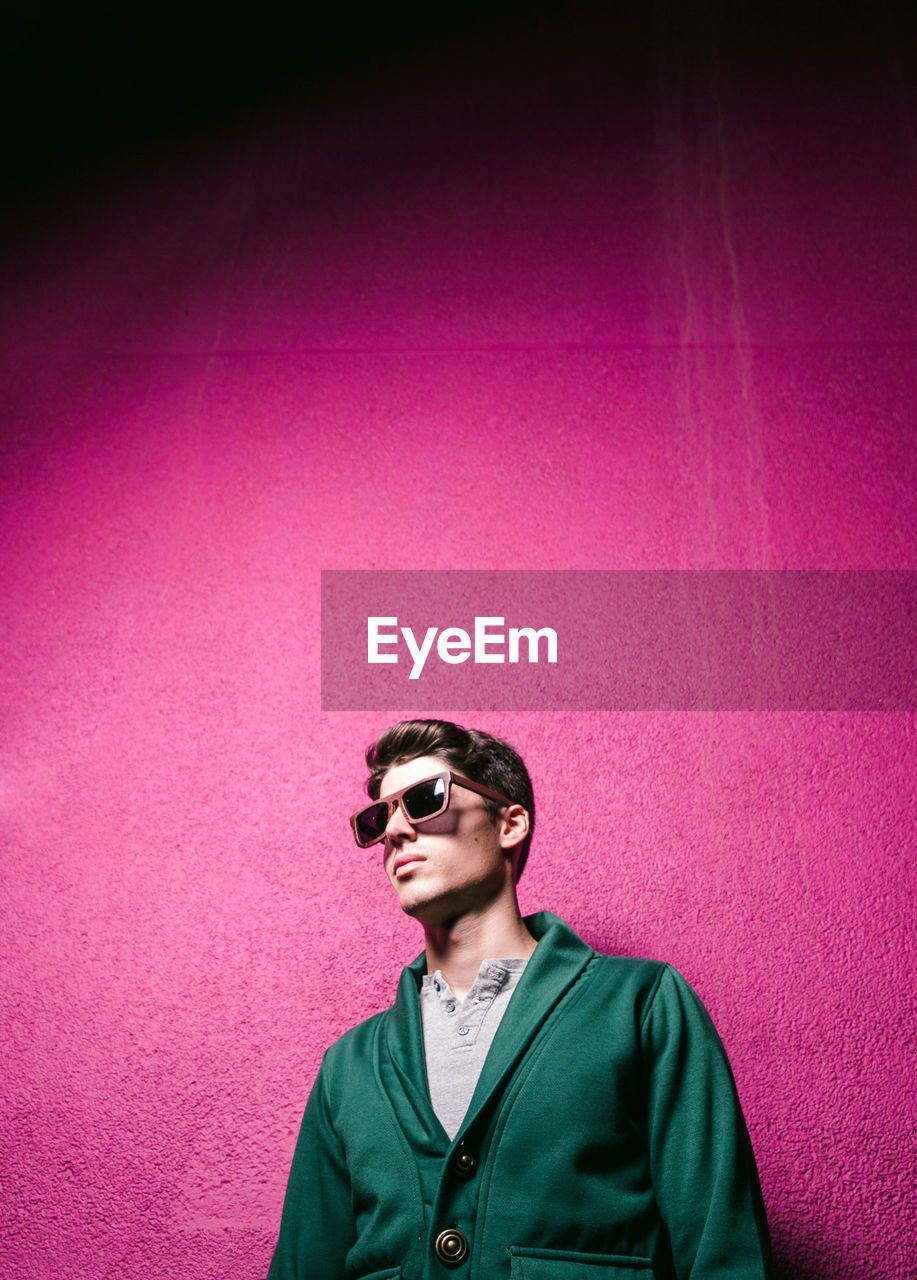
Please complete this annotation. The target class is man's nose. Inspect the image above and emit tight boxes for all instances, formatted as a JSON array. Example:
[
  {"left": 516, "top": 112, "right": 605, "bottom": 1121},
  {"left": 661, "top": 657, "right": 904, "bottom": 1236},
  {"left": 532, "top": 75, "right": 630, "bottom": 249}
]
[{"left": 385, "top": 798, "right": 416, "bottom": 844}]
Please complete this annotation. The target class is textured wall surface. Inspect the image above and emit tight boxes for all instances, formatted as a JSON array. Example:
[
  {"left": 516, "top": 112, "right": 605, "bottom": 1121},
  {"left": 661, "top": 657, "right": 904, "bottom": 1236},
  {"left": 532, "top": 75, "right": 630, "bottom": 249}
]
[{"left": 1, "top": 5, "right": 914, "bottom": 1279}]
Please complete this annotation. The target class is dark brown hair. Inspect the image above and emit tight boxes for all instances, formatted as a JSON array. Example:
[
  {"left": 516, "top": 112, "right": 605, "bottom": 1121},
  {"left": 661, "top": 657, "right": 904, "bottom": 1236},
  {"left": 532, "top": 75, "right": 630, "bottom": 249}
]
[{"left": 365, "top": 719, "right": 535, "bottom": 879}]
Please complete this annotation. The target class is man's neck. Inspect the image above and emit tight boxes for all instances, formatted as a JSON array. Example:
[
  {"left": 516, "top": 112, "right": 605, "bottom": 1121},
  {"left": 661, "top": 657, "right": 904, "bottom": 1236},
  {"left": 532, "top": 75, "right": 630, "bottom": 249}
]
[{"left": 423, "top": 900, "right": 537, "bottom": 1002}]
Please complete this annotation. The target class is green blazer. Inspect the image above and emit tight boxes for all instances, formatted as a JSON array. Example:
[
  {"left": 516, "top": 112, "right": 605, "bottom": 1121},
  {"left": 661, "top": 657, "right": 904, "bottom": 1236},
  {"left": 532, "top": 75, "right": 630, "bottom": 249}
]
[{"left": 268, "top": 912, "right": 771, "bottom": 1280}]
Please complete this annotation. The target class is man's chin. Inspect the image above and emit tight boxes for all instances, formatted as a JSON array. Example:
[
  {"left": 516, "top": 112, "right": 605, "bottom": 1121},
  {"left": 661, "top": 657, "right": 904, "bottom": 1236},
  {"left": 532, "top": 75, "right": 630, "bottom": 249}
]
[
  {"left": 398, "top": 894, "right": 442, "bottom": 923},
  {"left": 396, "top": 885, "right": 455, "bottom": 926}
]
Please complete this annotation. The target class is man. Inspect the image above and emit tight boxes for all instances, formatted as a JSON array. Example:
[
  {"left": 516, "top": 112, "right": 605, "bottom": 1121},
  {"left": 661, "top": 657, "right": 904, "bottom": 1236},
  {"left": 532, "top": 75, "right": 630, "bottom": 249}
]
[{"left": 268, "top": 719, "right": 772, "bottom": 1279}]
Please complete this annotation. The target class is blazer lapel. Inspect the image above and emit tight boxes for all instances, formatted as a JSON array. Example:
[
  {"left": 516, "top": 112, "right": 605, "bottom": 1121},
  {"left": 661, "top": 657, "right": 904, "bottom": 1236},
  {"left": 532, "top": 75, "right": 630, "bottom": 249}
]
[
  {"left": 379, "top": 949, "right": 452, "bottom": 1151},
  {"left": 377, "top": 912, "right": 595, "bottom": 1153},
  {"left": 457, "top": 911, "right": 594, "bottom": 1139}
]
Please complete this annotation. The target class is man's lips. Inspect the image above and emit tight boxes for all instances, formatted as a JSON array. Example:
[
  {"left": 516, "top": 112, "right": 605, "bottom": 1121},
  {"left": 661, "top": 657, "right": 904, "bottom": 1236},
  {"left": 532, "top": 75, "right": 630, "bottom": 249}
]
[{"left": 393, "top": 855, "right": 426, "bottom": 878}]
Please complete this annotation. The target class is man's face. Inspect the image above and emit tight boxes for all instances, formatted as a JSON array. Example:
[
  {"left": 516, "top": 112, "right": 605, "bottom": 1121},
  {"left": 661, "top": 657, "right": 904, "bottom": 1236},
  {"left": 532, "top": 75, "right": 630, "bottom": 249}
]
[{"left": 376, "top": 754, "right": 517, "bottom": 925}]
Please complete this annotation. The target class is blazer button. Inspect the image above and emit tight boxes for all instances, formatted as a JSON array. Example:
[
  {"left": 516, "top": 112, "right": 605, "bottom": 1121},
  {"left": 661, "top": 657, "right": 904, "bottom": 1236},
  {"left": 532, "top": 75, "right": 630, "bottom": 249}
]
[
  {"left": 453, "top": 1147, "right": 477, "bottom": 1180},
  {"left": 434, "top": 1227, "right": 469, "bottom": 1267}
]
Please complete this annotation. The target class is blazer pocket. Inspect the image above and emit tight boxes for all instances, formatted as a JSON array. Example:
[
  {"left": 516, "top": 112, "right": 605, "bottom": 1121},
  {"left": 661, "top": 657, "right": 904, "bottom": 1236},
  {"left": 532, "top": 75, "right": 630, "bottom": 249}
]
[
  {"left": 508, "top": 1247, "right": 655, "bottom": 1280},
  {"left": 356, "top": 1270, "right": 402, "bottom": 1280}
]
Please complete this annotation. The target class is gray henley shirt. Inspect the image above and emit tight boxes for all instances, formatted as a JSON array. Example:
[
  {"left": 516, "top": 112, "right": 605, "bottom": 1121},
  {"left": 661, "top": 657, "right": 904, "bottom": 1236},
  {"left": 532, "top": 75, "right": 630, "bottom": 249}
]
[{"left": 419, "top": 958, "right": 528, "bottom": 1141}]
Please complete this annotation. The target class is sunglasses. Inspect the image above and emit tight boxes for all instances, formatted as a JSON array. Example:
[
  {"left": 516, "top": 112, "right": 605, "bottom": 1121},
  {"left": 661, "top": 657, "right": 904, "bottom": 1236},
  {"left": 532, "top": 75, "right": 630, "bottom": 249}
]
[{"left": 350, "top": 770, "right": 513, "bottom": 849}]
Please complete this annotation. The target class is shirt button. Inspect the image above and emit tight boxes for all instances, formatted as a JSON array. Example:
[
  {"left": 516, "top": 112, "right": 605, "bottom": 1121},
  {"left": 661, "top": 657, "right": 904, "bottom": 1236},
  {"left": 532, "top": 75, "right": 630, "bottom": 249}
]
[
  {"left": 456, "top": 1024, "right": 469, "bottom": 1036},
  {"left": 434, "top": 1227, "right": 469, "bottom": 1267},
  {"left": 453, "top": 1146, "right": 478, "bottom": 1180},
  {"left": 444, "top": 1001, "right": 456, "bottom": 1013}
]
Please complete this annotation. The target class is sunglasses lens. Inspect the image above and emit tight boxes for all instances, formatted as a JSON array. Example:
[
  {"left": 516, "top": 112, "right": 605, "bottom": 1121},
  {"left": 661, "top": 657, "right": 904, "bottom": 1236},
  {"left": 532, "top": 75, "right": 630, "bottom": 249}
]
[
  {"left": 403, "top": 776, "right": 447, "bottom": 821},
  {"left": 355, "top": 802, "right": 390, "bottom": 847}
]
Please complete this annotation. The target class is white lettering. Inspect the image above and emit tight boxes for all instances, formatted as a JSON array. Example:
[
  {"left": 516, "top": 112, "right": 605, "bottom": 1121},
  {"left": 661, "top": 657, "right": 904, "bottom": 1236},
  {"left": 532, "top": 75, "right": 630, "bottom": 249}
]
[
  {"left": 368, "top": 617, "right": 399, "bottom": 663},
  {"left": 437, "top": 627, "right": 472, "bottom": 664},
  {"left": 509, "top": 626, "right": 558, "bottom": 664},
  {"left": 367, "top": 617, "right": 556, "bottom": 676},
  {"left": 401, "top": 625, "right": 438, "bottom": 680},
  {"left": 474, "top": 616, "right": 506, "bottom": 663}
]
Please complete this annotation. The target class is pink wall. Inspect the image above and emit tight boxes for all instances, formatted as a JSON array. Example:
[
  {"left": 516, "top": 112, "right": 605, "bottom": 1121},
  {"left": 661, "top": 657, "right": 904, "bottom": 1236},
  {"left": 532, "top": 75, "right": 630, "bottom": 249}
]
[{"left": 1, "top": 8, "right": 914, "bottom": 1279}]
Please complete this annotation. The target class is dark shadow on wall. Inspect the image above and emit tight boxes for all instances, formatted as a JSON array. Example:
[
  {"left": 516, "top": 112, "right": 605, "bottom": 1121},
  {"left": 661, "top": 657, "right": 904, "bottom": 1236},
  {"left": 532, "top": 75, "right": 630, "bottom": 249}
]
[
  {"left": 772, "top": 1242, "right": 865, "bottom": 1280},
  {"left": 3, "top": 0, "right": 913, "bottom": 217}
]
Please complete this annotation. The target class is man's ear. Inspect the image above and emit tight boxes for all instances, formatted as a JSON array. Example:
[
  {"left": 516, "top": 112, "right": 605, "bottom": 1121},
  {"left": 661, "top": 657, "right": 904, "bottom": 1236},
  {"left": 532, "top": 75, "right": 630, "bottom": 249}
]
[{"left": 498, "top": 803, "right": 530, "bottom": 850}]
